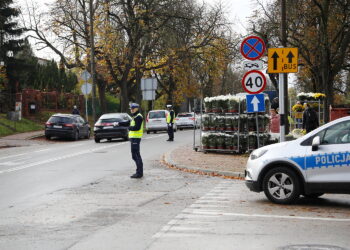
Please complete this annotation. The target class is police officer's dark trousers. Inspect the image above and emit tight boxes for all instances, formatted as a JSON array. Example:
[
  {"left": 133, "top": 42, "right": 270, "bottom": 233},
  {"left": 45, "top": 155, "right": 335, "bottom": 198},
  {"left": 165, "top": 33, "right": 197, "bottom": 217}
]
[
  {"left": 131, "top": 138, "right": 143, "bottom": 176},
  {"left": 167, "top": 123, "right": 174, "bottom": 140}
]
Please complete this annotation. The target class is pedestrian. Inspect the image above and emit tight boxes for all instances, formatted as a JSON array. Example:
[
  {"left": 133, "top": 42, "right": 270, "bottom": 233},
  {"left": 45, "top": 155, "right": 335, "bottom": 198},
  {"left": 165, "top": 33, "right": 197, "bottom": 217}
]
[
  {"left": 72, "top": 105, "right": 80, "bottom": 115},
  {"left": 292, "top": 101, "right": 303, "bottom": 128},
  {"left": 269, "top": 108, "right": 280, "bottom": 133},
  {"left": 129, "top": 103, "right": 144, "bottom": 178},
  {"left": 166, "top": 104, "right": 175, "bottom": 141},
  {"left": 271, "top": 97, "right": 279, "bottom": 112},
  {"left": 302, "top": 103, "right": 319, "bottom": 133}
]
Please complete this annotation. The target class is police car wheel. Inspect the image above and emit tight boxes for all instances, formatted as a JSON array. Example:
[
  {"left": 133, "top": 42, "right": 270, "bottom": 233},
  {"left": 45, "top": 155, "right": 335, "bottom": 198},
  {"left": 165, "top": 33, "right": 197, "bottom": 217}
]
[{"left": 263, "top": 167, "right": 300, "bottom": 204}]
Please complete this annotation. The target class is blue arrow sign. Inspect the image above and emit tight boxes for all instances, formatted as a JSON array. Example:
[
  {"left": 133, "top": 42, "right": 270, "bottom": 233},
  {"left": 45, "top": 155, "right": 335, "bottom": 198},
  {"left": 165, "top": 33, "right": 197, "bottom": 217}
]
[{"left": 246, "top": 94, "right": 265, "bottom": 113}]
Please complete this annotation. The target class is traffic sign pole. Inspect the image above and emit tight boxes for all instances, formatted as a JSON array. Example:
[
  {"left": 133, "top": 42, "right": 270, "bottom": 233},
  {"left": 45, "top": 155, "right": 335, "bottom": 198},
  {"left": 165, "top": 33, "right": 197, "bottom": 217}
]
[
  {"left": 279, "top": 73, "right": 285, "bottom": 142},
  {"left": 85, "top": 83, "right": 88, "bottom": 122}
]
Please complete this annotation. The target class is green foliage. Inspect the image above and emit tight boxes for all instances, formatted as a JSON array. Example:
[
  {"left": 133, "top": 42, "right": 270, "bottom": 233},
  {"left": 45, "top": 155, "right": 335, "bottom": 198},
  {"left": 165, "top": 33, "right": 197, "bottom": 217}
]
[
  {"left": 33, "top": 60, "right": 78, "bottom": 92},
  {"left": 87, "top": 93, "right": 121, "bottom": 117}
]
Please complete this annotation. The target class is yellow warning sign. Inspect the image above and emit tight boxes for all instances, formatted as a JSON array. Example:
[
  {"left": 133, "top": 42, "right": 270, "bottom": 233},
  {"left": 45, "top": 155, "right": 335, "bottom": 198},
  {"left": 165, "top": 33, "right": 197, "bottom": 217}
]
[{"left": 267, "top": 48, "right": 298, "bottom": 73}]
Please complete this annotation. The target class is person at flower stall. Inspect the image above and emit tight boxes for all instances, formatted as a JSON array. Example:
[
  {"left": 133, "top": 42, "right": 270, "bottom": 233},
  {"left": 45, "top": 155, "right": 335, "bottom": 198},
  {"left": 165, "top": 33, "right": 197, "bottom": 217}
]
[
  {"left": 302, "top": 103, "right": 319, "bottom": 133},
  {"left": 292, "top": 101, "right": 304, "bottom": 128},
  {"left": 269, "top": 109, "right": 280, "bottom": 140}
]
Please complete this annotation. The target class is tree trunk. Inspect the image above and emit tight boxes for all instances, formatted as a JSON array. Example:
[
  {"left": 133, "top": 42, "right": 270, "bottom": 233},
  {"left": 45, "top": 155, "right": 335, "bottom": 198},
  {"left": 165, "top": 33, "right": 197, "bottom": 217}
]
[
  {"left": 120, "top": 80, "right": 129, "bottom": 112},
  {"left": 97, "top": 80, "right": 107, "bottom": 113},
  {"left": 135, "top": 67, "right": 142, "bottom": 105}
]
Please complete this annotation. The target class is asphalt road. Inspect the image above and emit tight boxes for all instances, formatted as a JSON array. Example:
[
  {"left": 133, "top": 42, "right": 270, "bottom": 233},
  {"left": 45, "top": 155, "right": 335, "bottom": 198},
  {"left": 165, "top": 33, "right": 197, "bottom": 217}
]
[{"left": 0, "top": 130, "right": 350, "bottom": 250}]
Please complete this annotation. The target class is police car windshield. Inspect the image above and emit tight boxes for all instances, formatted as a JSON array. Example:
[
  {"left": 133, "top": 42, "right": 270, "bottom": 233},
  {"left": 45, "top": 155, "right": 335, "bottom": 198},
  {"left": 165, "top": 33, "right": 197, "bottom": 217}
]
[{"left": 301, "top": 120, "right": 350, "bottom": 146}]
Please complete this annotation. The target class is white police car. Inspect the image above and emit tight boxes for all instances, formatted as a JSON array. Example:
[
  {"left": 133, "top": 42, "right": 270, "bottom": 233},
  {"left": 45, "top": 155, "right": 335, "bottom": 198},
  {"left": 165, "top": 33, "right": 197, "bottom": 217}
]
[{"left": 245, "top": 116, "right": 350, "bottom": 204}]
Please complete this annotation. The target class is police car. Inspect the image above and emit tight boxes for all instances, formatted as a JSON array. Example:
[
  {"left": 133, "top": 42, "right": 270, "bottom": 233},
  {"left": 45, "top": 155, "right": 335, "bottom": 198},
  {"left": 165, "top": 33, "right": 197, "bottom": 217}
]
[{"left": 245, "top": 116, "right": 350, "bottom": 204}]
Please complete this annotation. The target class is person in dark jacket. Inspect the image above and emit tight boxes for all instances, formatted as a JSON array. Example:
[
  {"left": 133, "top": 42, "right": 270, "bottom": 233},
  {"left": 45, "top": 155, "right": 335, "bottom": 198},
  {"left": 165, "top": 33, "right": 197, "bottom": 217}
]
[
  {"left": 302, "top": 103, "right": 319, "bottom": 133},
  {"left": 271, "top": 97, "right": 279, "bottom": 112},
  {"left": 166, "top": 104, "right": 175, "bottom": 141},
  {"left": 129, "top": 103, "right": 144, "bottom": 178},
  {"left": 72, "top": 105, "right": 80, "bottom": 115}
]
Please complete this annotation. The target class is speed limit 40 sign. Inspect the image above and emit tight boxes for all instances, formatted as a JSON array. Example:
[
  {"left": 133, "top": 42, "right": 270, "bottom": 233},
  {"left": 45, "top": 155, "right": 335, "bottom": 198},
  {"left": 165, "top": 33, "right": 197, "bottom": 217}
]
[{"left": 241, "top": 70, "right": 267, "bottom": 94}]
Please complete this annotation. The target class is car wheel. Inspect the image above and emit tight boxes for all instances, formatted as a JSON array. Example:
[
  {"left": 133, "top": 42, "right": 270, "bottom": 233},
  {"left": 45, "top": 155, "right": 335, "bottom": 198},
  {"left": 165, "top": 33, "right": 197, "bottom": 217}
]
[
  {"left": 146, "top": 131, "right": 150, "bottom": 134},
  {"left": 107, "top": 138, "right": 112, "bottom": 142},
  {"left": 174, "top": 129, "right": 177, "bottom": 132},
  {"left": 263, "top": 167, "right": 300, "bottom": 204},
  {"left": 45, "top": 135, "right": 50, "bottom": 140},
  {"left": 304, "top": 193, "right": 324, "bottom": 199},
  {"left": 180, "top": 128, "right": 183, "bottom": 131},
  {"left": 153, "top": 131, "right": 157, "bottom": 134},
  {"left": 94, "top": 138, "right": 100, "bottom": 143},
  {"left": 124, "top": 136, "right": 129, "bottom": 141},
  {"left": 73, "top": 131, "right": 79, "bottom": 141}
]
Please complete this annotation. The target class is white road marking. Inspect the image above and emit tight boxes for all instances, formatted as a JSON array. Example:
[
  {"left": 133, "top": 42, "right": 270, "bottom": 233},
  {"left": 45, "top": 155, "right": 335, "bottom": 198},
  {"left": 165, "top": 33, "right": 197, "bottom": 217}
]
[
  {"left": 65, "top": 143, "right": 85, "bottom": 148},
  {"left": 0, "top": 153, "right": 28, "bottom": 161},
  {"left": 204, "top": 211, "right": 350, "bottom": 222},
  {"left": 33, "top": 149, "right": 51, "bottom": 153},
  {"left": 0, "top": 134, "right": 166, "bottom": 175},
  {"left": 151, "top": 180, "right": 350, "bottom": 245},
  {"left": 0, "top": 142, "right": 128, "bottom": 175}
]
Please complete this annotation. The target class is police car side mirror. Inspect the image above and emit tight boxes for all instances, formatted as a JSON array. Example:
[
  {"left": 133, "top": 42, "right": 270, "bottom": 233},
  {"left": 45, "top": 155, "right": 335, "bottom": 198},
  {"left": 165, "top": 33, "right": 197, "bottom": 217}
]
[{"left": 312, "top": 136, "right": 320, "bottom": 151}]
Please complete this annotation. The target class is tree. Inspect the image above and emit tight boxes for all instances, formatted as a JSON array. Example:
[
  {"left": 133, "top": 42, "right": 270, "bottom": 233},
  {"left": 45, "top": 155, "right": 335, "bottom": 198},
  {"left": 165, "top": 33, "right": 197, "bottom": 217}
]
[
  {"left": 249, "top": 0, "right": 350, "bottom": 122},
  {"left": 0, "top": 0, "right": 24, "bottom": 91}
]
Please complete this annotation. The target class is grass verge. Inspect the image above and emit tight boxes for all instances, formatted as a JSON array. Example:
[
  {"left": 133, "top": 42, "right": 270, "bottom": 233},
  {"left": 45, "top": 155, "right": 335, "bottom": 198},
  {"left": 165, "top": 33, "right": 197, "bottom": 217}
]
[{"left": 0, "top": 114, "right": 43, "bottom": 137}]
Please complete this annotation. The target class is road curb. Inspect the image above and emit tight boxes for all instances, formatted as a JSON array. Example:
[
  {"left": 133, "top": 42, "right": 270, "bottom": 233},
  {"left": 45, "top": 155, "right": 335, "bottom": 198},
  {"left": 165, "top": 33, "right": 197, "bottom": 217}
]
[
  {"left": 162, "top": 149, "right": 245, "bottom": 180},
  {"left": 26, "top": 133, "right": 45, "bottom": 140}
]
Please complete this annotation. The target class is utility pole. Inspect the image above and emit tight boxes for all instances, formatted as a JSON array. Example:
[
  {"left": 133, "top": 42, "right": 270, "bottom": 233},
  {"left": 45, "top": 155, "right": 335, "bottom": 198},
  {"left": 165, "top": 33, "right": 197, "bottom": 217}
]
[
  {"left": 280, "top": 0, "right": 289, "bottom": 136},
  {"left": 89, "top": 0, "right": 96, "bottom": 122}
]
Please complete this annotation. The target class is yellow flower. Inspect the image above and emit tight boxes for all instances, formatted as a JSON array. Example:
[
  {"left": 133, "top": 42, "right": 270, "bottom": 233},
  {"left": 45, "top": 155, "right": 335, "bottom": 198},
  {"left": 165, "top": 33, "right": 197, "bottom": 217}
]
[{"left": 313, "top": 93, "right": 326, "bottom": 99}]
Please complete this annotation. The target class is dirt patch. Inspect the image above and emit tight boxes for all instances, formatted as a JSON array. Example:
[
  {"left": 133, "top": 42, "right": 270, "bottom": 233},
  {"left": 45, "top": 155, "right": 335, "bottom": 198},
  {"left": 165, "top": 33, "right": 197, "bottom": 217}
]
[{"left": 170, "top": 145, "right": 248, "bottom": 173}]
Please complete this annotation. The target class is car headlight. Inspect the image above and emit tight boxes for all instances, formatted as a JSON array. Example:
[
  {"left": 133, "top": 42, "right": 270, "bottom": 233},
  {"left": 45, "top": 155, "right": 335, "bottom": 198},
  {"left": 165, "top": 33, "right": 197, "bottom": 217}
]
[{"left": 250, "top": 149, "right": 268, "bottom": 160}]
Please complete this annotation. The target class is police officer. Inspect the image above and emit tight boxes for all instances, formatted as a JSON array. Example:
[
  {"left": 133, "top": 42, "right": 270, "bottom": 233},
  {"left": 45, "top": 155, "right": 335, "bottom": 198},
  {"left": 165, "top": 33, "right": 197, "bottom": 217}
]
[
  {"left": 166, "top": 104, "right": 175, "bottom": 141},
  {"left": 129, "top": 103, "right": 144, "bottom": 178}
]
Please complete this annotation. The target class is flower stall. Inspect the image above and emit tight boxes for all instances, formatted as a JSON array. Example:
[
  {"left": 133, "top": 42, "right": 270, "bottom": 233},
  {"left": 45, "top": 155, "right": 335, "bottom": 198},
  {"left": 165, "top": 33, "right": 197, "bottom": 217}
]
[
  {"left": 293, "top": 92, "right": 326, "bottom": 127},
  {"left": 200, "top": 94, "right": 273, "bottom": 154}
]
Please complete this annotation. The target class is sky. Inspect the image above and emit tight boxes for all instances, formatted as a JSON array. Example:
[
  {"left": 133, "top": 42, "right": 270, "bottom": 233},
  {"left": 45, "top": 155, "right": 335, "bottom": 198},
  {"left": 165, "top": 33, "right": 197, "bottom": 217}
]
[{"left": 203, "top": 0, "right": 255, "bottom": 35}]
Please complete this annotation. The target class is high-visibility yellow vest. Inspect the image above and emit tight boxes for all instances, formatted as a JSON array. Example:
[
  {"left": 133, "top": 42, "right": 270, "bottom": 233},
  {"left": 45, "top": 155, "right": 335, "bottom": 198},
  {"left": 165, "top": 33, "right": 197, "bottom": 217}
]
[
  {"left": 129, "top": 113, "right": 144, "bottom": 138},
  {"left": 167, "top": 111, "right": 175, "bottom": 123}
]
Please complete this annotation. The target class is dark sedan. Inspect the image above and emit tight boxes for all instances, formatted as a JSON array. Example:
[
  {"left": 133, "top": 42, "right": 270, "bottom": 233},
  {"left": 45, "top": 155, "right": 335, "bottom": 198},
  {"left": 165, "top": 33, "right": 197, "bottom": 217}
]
[
  {"left": 94, "top": 113, "right": 131, "bottom": 143},
  {"left": 45, "top": 114, "right": 90, "bottom": 140}
]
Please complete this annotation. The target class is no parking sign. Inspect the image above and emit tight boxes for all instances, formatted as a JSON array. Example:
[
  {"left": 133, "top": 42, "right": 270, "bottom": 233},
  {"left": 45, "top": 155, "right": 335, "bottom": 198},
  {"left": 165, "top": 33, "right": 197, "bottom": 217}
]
[{"left": 240, "top": 36, "right": 266, "bottom": 60}]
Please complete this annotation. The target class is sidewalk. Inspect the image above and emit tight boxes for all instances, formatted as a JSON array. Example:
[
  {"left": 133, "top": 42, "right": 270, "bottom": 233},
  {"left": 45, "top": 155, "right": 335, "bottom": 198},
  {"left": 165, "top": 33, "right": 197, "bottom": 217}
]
[
  {"left": 162, "top": 144, "right": 247, "bottom": 179},
  {"left": 0, "top": 130, "right": 45, "bottom": 148}
]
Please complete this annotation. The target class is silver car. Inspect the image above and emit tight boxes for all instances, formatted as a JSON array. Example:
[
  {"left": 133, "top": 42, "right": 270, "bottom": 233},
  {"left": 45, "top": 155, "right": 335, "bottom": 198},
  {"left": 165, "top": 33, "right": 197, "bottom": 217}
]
[
  {"left": 175, "top": 112, "right": 199, "bottom": 130},
  {"left": 146, "top": 110, "right": 177, "bottom": 134}
]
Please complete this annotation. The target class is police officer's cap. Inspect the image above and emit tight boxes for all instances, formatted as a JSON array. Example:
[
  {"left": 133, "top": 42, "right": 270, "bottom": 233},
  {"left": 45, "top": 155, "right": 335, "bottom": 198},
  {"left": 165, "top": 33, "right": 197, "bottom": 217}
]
[
  {"left": 166, "top": 104, "right": 172, "bottom": 108},
  {"left": 130, "top": 103, "right": 140, "bottom": 109}
]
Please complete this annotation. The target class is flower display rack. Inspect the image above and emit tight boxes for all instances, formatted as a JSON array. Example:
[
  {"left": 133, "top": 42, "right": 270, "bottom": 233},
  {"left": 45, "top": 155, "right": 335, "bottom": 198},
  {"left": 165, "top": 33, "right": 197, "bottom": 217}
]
[{"left": 199, "top": 94, "right": 271, "bottom": 154}]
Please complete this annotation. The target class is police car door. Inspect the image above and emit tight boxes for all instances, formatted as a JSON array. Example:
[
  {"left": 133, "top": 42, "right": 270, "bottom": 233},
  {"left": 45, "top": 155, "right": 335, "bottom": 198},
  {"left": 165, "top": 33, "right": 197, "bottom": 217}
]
[{"left": 304, "top": 120, "right": 350, "bottom": 183}]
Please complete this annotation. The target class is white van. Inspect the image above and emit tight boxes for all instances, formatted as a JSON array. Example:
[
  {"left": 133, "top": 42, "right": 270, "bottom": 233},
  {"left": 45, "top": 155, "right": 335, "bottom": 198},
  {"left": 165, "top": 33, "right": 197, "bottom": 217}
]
[
  {"left": 146, "top": 110, "right": 177, "bottom": 134},
  {"left": 245, "top": 116, "right": 350, "bottom": 204}
]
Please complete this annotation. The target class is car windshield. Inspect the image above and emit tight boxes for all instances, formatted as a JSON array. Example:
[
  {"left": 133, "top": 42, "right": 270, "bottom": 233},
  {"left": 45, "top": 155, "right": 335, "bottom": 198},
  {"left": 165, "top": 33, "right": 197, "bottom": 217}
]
[
  {"left": 177, "top": 113, "right": 193, "bottom": 118},
  {"left": 99, "top": 118, "right": 123, "bottom": 123},
  {"left": 149, "top": 111, "right": 165, "bottom": 119},
  {"left": 48, "top": 116, "right": 73, "bottom": 123}
]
